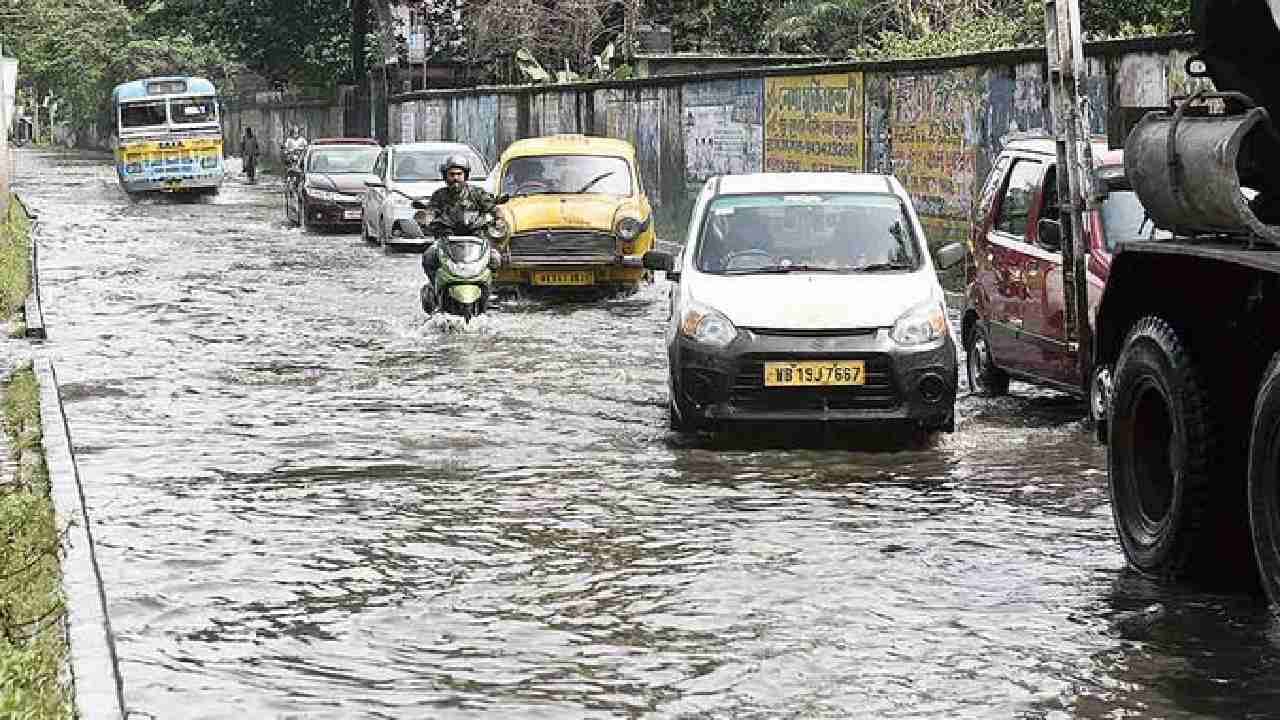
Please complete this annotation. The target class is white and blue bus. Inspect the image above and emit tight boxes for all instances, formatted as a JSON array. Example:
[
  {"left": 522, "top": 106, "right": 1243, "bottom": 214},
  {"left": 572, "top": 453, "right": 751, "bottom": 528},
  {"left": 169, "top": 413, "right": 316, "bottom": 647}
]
[{"left": 112, "top": 76, "right": 224, "bottom": 195}]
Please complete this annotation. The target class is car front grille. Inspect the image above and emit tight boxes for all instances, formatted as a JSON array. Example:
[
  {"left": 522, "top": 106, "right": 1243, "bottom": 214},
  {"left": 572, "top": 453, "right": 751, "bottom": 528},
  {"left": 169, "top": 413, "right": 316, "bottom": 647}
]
[
  {"left": 508, "top": 229, "right": 616, "bottom": 259},
  {"left": 729, "top": 354, "right": 899, "bottom": 412}
]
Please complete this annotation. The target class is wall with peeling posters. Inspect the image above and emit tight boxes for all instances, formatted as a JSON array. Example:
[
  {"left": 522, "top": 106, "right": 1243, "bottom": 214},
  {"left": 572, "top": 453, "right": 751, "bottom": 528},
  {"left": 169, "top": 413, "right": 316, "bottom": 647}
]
[{"left": 388, "top": 35, "right": 1197, "bottom": 248}]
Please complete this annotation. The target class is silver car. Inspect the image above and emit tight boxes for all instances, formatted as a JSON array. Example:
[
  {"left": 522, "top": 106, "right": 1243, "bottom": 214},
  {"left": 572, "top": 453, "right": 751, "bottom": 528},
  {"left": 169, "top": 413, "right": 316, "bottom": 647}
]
[{"left": 360, "top": 142, "right": 491, "bottom": 251}]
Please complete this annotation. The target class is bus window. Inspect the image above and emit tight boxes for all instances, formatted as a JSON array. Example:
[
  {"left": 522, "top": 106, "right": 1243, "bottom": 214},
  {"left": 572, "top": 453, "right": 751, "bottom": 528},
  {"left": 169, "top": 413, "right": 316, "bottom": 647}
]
[
  {"left": 121, "top": 101, "right": 167, "bottom": 128},
  {"left": 170, "top": 97, "right": 217, "bottom": 124}
]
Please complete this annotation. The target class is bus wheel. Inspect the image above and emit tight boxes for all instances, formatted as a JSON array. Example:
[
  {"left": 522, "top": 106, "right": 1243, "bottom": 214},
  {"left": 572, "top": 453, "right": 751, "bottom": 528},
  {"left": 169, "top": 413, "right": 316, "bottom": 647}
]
[{"left": 1249, "top": 352, "right": 1280, "bottom": 604}]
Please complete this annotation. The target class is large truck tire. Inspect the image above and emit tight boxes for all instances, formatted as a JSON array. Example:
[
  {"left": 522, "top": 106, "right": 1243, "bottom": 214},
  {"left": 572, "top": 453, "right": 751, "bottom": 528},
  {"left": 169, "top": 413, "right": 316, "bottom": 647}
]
[
  {"left": 1108, "top": 316, "right": 1249, "bottom": 583},
  {"left": 1249, "top": 352, "right": 1280, "bottom": 604}
]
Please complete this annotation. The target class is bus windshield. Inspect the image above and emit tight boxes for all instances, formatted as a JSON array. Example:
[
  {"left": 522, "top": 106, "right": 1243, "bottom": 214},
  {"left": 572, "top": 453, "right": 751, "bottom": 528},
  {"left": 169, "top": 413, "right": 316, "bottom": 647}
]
[
  {"left": 170, "top": 96, "right": 217, "bottom": 124},
  {"left": 120, "top": 101, "right": 167, "bottom": 129}
]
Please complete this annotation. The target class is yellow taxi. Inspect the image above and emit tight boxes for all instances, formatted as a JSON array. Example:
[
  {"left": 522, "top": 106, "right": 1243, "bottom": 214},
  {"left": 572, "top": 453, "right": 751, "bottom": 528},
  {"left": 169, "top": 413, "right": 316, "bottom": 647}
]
[{"left": 490, "top": 135, "right": 656, "bottom": 292}]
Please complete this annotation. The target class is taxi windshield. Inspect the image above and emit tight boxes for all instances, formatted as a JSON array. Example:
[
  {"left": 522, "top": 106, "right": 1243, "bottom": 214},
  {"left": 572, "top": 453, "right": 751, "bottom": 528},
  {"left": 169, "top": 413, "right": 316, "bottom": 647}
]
[
  {"left": 502, "top": 155, "right": 633, "bottom": 196},
  {"left": 695, "top": 193, "right": 922, "bottom": 274},
  {"left": 308, "top": 147, "right": 381, "bottom": 174}
]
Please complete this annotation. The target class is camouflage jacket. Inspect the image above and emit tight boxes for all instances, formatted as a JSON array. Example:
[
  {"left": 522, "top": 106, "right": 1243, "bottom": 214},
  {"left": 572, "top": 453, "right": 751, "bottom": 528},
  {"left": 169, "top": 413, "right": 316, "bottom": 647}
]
[{"left": 428, "top": 184, "right": 497, "bottom": 218}]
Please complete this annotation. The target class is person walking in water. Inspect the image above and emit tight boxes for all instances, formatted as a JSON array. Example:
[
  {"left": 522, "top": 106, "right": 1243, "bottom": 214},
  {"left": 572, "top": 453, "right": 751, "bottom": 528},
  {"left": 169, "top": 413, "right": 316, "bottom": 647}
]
[{"left": 241, "top": 127, "right": 261, "bottom": 184}]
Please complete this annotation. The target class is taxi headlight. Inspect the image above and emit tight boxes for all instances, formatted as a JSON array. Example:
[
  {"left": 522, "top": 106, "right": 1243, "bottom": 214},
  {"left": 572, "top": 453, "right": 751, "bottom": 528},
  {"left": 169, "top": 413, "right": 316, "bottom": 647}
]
[
  {"left": 486, "top": 216, "right": 509, "bottom": 241},
  {"left": 679, "top": 302, "right": 738, "bottom": 348},
  {"left": 890, "top": 300, "right": 949, "bottom": 346},
  {"left": 615, "top": 215, "right": 646, "bottom": 240}
]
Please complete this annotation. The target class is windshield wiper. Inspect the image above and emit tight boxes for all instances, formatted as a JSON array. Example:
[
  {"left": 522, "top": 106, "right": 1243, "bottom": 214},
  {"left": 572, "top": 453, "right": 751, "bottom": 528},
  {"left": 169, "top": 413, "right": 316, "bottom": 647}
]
[
  {"left": 722, "top": 264, "right": 845, "bottom": 274},
  {"left": 574, "top": 171, "right": 615, "bottom": 194},
  {"left": 855, "top": 262, "right": 915, "bottom": 271}
]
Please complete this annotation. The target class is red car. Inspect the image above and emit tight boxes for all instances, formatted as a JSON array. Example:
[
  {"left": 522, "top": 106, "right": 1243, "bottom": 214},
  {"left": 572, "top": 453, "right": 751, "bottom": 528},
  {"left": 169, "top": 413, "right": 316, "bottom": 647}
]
[
  {"left": 284, "top": 137, "right": 382, "bottom": 231},
  {"left": 961, "top": 136, "right": 1162, "bottom": 420}
]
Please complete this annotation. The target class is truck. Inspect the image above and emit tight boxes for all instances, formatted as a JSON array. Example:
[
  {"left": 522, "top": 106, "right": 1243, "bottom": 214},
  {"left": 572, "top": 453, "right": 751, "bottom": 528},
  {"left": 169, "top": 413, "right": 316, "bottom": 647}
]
[{"left": 1080, "top": 0, "right": 1280, "bottom": 599}]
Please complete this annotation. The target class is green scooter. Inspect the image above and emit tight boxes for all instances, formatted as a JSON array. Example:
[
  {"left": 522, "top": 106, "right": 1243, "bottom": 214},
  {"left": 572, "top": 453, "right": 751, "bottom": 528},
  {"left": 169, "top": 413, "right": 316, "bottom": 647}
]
[{"left": 401, "top": 201, "right": 507, "bottom": 322}]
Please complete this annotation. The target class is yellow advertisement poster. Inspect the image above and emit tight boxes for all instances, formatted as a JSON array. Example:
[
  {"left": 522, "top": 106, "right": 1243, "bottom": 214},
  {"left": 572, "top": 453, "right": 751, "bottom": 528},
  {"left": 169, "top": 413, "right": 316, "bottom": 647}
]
[{"left": 764, "top": 73, "right": 865, "bottom": 172}]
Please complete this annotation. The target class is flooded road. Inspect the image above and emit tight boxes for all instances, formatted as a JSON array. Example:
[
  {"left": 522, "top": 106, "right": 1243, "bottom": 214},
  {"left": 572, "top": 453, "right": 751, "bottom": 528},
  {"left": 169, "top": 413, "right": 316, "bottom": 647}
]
[{"left": 12, "top": 148, "right": 1280, "bottom": 718}]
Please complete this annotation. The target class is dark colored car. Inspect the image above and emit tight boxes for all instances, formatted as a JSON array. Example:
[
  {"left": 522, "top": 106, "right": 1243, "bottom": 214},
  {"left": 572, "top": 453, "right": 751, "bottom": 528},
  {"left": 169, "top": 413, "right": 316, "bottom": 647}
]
[
  {"left": 284, "top": 138, "right": 382, "bottom": 231},
  {"left": 960, "top": 136, "right": 1164, "bottom": 421}
]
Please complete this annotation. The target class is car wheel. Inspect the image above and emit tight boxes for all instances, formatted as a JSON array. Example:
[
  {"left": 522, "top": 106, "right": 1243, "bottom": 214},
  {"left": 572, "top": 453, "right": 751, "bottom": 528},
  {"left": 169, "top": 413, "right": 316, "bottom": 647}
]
[
  {"left": 1249, "top": 352, "right": 1280, "bottom": 604},
  {"left": 1108, "top": 316, "right": 1250, "bottom": 584},
  {"left": 668, "top": 377, "right": 701, "bottom": 432},
  {"left": 966, "top": 322, "right": 1009, "bottom": 396},
  {"left": 300, "top": 198, "right": 314, "bottom": 231}
]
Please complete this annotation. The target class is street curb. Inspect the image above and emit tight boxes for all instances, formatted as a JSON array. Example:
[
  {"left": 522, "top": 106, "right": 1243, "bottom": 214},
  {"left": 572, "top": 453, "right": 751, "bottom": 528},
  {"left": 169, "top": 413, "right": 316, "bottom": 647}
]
[
  {"left": 35, "top": 358, "right": 127, "bottom": 719},
  {"left": 11, "top": 193, "right": 45, "bottom": 340}
]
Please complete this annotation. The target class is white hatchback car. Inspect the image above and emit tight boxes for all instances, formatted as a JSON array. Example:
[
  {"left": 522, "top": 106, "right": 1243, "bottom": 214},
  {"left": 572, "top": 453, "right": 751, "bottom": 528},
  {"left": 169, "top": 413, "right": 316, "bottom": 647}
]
[
  {"left": 361, "top": 142, "right": 490, "bottom": 251},
  {"left": 642, "top": 172, "right": 964, "bottom": 435}
]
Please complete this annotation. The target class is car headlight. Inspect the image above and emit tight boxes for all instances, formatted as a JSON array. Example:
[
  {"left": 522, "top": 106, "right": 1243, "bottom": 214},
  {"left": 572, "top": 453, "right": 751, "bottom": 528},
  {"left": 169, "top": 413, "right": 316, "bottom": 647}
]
[
  {"left": 391, "top": 192, "right": 414, "bottom": 207},
  {"left": 679, "top": 302, "right": 738, "bottom": 347},
  {"left": 615, "top": 215, "right": 646, "bottom": 241},
  {"left": 890, "top": 300, "right": 949, "bottom": 346},
  {"left": 306, "top": 186, "right": 340, "bottom": 202}
]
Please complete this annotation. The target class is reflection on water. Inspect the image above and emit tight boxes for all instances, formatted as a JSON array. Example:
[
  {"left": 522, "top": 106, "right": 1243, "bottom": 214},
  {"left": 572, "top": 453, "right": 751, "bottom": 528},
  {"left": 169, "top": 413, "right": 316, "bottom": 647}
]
[{"left": 12, "top": 148, "right": 1280, "bottom": 718}]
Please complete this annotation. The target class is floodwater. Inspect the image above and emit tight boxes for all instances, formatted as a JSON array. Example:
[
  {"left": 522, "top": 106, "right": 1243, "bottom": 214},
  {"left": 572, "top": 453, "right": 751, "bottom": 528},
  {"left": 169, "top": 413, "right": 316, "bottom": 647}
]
[{"left": 11, "top": 148, "right": 1280, "bottom": 719}]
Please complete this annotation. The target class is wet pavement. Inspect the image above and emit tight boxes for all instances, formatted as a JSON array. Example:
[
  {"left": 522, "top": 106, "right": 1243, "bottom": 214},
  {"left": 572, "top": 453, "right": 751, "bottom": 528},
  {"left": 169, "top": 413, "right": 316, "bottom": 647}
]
[{"left": 11, "top": 147, "right": 1280, "bottom": 718}]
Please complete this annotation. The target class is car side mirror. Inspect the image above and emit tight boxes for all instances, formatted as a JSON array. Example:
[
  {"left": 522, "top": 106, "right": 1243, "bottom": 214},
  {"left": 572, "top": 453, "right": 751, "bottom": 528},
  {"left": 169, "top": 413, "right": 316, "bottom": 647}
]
[
  {"left": 495, "top": 193, "right": 510, "bottom": 205},
  {"left": 365, "top": 179, "right": 384, "bottom": 188},
  {"left": 411, "top": 199, "right": 430, "bottom": 211},
  {"left": 1037, "top": 218, "right": 1062, "bottom": 251},
  {"left": 935, "top": 242, "right": 968, "bottom": 270}
]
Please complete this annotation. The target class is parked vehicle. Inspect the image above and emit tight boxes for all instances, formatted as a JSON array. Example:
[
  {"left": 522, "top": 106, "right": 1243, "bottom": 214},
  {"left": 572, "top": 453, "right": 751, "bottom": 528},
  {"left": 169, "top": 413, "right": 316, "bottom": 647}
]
[
  {"left": 489, "top": 134, "right": 655, "bottom": 294},
  {"left": 643, "top": 172, "right": 963, "bottom": 436},
  {"left": 401, "top": 201, "right": 506, "bottom": 321},
  {"left": 283, "top": 138, "right": 381, "bottom": 231},
  {"left": 361, "top": 141, "right": 489, "bottom": 251},
  {"left": 961, "top": 136, "right": 1164, "bottom": 424},
  {"left": 111, "top": 76, "right": 224, "bottom": 196}
]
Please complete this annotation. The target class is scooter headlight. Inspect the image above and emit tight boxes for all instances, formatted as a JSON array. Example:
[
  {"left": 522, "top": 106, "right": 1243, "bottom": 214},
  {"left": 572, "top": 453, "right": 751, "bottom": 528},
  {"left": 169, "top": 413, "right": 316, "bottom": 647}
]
[
  {"left": 679, "top": 302, "right": 738, "bottom": 348},
  {"left": 890, "top": 299, "right": 949, "bottom": 346},
  {"left": 446, "top": 239, "right": 486, "bottom": 264}
]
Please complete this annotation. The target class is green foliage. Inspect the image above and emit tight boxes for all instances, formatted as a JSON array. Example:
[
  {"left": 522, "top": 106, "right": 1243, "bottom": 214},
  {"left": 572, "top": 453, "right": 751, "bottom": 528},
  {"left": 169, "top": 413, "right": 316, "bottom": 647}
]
[
  {"left": 0, "top": 365, "right": 69, "bottom": 719},
  {"left": 143, "top": 0, "right": 364, "bottom": 87},
  {"left": 856, "top": 8, "right": 1044, "bottom": 60},
  {"left": 652, "top": 0, "right": 774, "bottom": 52},
  {"left": 0, "top": 198, "right": 31, "bottom": 322}
]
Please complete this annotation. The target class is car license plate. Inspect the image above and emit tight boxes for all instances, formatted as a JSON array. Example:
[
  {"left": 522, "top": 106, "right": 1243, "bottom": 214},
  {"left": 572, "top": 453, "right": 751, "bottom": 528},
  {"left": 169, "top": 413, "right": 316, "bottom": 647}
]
[
  {"left": 343, "top": 209, "right": 362, "bottom": 220},
  {"left": 532, "top": 271, "right": 594, "bottom": 286},
  {"left": 764, "top": 360, "right": 866, "bottom": 387}
]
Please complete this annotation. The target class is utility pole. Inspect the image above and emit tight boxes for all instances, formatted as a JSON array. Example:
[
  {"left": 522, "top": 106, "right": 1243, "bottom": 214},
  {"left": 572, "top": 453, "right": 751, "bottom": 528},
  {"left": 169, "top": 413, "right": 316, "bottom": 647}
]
[{"left": 1044, "top": 0, "right": 1096, "bottom": 394}]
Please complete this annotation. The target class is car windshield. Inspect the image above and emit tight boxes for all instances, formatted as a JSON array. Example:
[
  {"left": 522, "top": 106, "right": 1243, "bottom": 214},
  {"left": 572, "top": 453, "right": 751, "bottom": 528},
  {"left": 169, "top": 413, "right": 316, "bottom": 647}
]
[
  {"left": 501, "top": 155, "right": 633, "bottom": 196},
  {"left": 120, "top": 101, "right": 167, "bottom": 128},
  {"left": 308, "top": 147, "right": 381, "bottom": 174},
  {"left": 393, "top": 149, "right": 486, "bottom": 181},
  {"left": 695, "top": 193, "right": 923, "bottom": 274},
  {"left": 1100, "top": 190, "right": 1171, "bottom": 250},
  {"left": 170, "top": 96, "right": 217, "bottom": 124}
]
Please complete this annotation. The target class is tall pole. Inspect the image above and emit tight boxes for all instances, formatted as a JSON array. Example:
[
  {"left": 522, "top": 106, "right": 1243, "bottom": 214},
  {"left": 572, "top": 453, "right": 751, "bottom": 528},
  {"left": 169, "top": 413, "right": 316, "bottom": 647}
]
[{"left": 1044, "top": 0, "right": 1096, "bottom": 394}]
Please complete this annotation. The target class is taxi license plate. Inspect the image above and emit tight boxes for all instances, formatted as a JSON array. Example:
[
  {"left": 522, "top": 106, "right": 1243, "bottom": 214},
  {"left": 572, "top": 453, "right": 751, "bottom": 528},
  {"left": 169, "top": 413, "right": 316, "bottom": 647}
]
[
  {"left": 343, "top": 209, "right": 362, "bottom": 220},
  {"left": 764, "top": 360, "right": 866, "bottom": 387},
  {"left": 532, "top": 271, "right": 594, "bottom": 286}
]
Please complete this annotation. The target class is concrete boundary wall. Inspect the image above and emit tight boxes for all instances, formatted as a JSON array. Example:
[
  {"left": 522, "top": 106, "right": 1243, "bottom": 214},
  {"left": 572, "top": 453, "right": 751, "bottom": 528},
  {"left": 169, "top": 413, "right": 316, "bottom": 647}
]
[
  {"left": 385, "top": 34, "right": 1201, "bottom": 246},
  {"left": 36, "top": 357, "right": 128, "bottom": 719}
]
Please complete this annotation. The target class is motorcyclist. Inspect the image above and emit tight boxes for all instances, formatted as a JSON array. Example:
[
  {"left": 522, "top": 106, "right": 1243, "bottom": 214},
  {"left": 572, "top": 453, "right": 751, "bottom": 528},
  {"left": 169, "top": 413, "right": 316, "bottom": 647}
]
[
  {"left": 283, "top": 126, "right": 308, "bottom": 168},
  {"left": 420, "top": 154, "right": 501, "bottom": 309}
]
